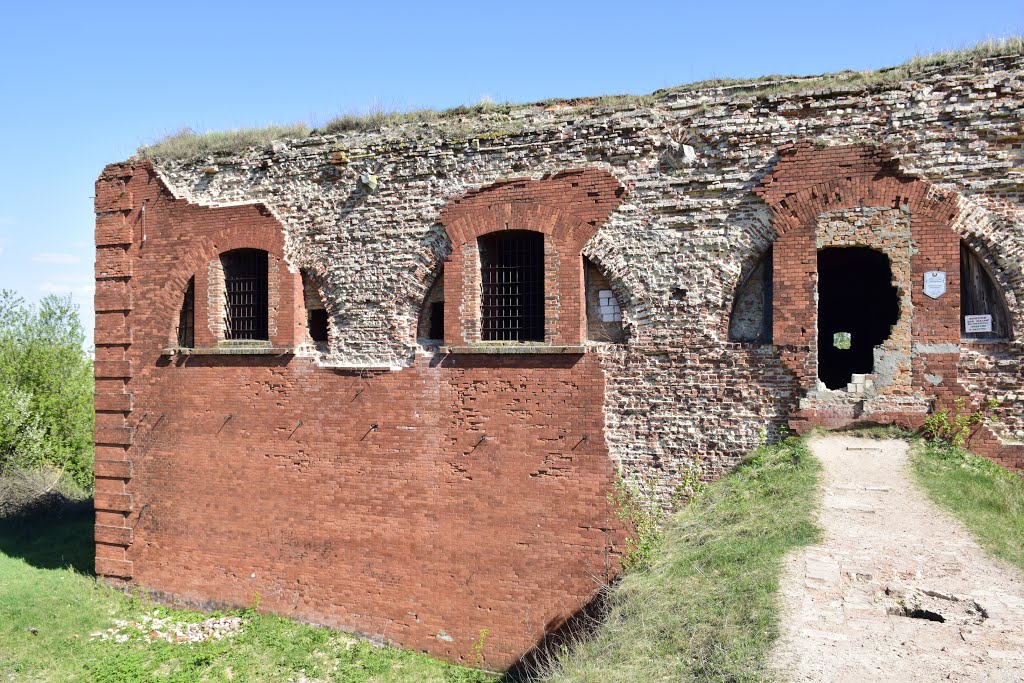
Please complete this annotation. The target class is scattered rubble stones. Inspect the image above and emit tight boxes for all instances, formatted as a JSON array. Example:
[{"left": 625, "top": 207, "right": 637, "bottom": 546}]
[{"left": 90, "top": 612, "right": 245, "bottom": 645}]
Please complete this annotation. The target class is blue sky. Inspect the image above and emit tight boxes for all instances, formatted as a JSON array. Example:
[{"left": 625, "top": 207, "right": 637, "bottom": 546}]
[{"left": 0, "top": 1, "right": 1021, "bottom": 347}]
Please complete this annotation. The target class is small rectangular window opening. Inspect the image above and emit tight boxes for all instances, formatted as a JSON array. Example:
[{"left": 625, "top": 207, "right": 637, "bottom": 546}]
[
  {"left": 308, "top": 309, "right": 329, "bottom": 343},
  {"left": 177, "top": 277, "right": 195, "bottom": 348},
  {"left": 223, "top": 250, "right": 269, "bottom": 340},
  {"left": 428, "top": 301, "right": 444, "bottom": 340},
  {"left": 479, "top": 231, "right": 545, "bottom": 342}
]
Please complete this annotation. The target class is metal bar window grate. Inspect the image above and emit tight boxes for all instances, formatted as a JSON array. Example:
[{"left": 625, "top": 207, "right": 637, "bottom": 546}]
[
  {"left": 177, "top": 277, "right": 195, "bottom": 347},
  {"left": 223, "top": 250, "right": 269, "bottom": 340},
  {"left": 479, "top": 231, "right": 544, "bottom": 341}
]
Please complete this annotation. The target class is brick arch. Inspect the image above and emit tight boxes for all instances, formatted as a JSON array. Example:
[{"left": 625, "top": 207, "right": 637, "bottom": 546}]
[
  {"left": 156, "top": 207, "right": 300, "bottom": 349},
  {"left": 392, "top": 223, "right": 452, "bottom": 351},
  {"left": 720, "top": 242, "right": 775, "bottom": 343},
  {"left": 580, "top": 238, "right": 646, "bottom": 333},
  {"left": 754, "top": 142, "right": 1023, "bottom": 468},
  {"left": 756, "top": 144, "right": 961, "bottom": 384},
  {"left": 443, "top": 202, "right": 601, "bottom": 252},
  {"left": 436, "top": 168, "right": 626, "bottom": 347},
  {"left": 949, "top": 199, "right": 1024, "bottom": 338}
]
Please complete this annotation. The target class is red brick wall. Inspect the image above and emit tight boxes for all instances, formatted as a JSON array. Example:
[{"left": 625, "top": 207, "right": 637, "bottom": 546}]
[{"left": 94, "top": 163, "right": 629, "bottom": 670}]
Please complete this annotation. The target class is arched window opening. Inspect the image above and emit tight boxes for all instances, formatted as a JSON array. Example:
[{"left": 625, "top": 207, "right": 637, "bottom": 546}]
[
  {"left": 417, "top": 267, "right": 445, "bottom": 342},
  {"left": 177, "top": 277, "right": 195, "bottom": 348},
  {"left": 222, "top": 249, "right": 269, "bottom": 341},
  {"left": 584, "top": 258, "right": 625, "bottom": 343},
  {"left": 961, "top": 242, "right": 1011, "bottom": 341},
  {"left": 301, "top": 270, "right": 329, "bottom": 344},
  {"left": 479, "top": 231, "right": 544, "bottom": 342},
  {"left": 728, "top": 248, "right": 773, "bottom": 343}
]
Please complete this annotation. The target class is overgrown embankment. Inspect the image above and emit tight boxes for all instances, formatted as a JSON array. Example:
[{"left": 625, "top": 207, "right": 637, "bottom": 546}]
[
  {"left": 913, "top": 440, "right": 1024, "bottom": 570},
  {"left": 541, "top": 438, "right": 821, "bottom": 682}
]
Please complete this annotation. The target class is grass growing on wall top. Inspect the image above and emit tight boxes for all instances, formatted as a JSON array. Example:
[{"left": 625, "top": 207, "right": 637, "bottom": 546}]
[
  {"left": 134, "top": 124, "right": 311, "bottom": 161},
  {"left": 912, "top": 440, "right": 1024, "bottom": 570},
  {"left": 132, "top": 36, "right": 1023, "bottom": 162},
  {"left": 539, "top": 437, "right": 821, "bottom": 683},
  {"left": 0, "top": 506, "right": 497, "bottom": 683}
]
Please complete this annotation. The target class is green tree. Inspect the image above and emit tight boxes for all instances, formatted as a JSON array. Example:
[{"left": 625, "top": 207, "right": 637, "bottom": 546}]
[{"left": 0, "top": 290, "right": 94, "bottom": 489}]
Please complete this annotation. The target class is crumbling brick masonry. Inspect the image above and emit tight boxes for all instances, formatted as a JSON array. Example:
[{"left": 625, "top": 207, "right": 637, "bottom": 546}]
[{"left": 95, "top": 53, "right": 1024, "bottom": 669}]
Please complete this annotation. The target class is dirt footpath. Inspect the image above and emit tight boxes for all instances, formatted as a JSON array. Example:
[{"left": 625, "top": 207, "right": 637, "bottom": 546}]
[{"left": 771, "top": 436, "right": 1024, "bottom": 682}]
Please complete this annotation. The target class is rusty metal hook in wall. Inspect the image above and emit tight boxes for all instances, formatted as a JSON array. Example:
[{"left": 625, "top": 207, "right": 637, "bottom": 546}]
[
  {"left": 572, "top": 434, "right": 589, "bottom": 451},
  {"left": 360, "top": 423, "right": 378, "bottom": 441},
  {"left": 469, "top": 434, "right": 486, "bottom": 452},
  {"left": 288, "top": 420, "right": 303, "bottom": 440},
  {"left": 217, "top": 414, "right": 233, "bottom": 434}
]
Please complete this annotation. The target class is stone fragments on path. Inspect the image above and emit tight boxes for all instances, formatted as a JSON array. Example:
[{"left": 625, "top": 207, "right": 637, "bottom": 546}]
[{"left": 772, "top": 436, "right": 1024, "bottom": 682}]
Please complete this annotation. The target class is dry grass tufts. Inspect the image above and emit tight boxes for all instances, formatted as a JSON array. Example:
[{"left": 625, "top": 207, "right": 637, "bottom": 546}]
[
  {"left": 135, "top": 124, "right": 311, "bottom": 161},
  {"left": 660, "top": 35, "right": 1024, "bottom": 100},
  {"left": 128, "top": 36, "right": 1022, "bottom": 162}
]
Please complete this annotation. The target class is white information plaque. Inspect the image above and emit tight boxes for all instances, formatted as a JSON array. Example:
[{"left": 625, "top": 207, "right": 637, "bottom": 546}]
[
  {"left": 964, "top": 314, "right": 993, "bottom": 333},
  {"left": 923, "top": 271, "right": 947, "bottom": 299}
]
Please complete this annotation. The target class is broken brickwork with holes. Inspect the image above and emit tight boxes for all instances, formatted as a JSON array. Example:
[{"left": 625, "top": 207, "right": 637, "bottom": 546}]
[{"left": 95, "top": 54, "right": 1024, "bottom": 669}]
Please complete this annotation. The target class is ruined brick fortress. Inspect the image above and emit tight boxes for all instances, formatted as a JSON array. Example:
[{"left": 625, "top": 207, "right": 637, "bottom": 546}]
[{"left": 93, "top": 53, "right": 1024, "bottom": 668}]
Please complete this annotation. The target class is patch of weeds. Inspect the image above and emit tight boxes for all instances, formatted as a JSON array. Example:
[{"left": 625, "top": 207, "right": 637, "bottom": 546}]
[
  {"left": 922, "top": 396, "right": 1000, "bottom": 447},
  {"left": 656, "top": 36, "right": 1024, "bottom": 100},
  {"left": 607, "top": 476, "right": 665, "bottom": 572},
  {"left": 839, "top": 424, "right": 917, "bottom": 441}
]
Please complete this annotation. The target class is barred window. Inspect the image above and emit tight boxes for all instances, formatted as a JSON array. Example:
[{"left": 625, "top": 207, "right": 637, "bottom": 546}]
[
  {"left": 222, "top": 249, "right": 269, "bottom": 340},
  {"left": 177, "top": 277, "right": 195, "bottom": 347},
  {"left": 479, "top": 231, "right": 544, "bottom": 342}
]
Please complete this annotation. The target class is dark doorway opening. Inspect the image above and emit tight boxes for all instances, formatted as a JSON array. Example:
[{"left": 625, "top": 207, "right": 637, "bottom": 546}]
[{"left": 817, "top": 247, "right": 900, "bottom": 390}]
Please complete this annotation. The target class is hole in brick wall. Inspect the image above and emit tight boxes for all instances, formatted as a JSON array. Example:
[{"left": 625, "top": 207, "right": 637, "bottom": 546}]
[
  {"left": 429, "top": 302, "right": 444, "bottom": 340},
  {"left": 728, "top": 247, "right": 773, "bottom": 343},
  {"left": 817, "top": 246, "right": 899, "bottom": 390}
]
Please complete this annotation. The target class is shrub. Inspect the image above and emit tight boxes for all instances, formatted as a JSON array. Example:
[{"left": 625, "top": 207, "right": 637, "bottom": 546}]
[
  {"left": 922, "top": 396, "right": 998, "bottom": 447},
  {"left": 0, "top": 291, "right": 93, "bottom": 492}
]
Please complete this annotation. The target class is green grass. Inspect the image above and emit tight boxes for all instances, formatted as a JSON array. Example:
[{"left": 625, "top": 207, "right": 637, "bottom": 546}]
[
  {"left": 0, "top": 508, "right": 496, "bottom": 683},
  {"left": 131, "top": 36, "right": 1023, "bottom": 162},
  {"left": 540, "top": 438, "right": 821, "bottom": 683},
  {"left": 912, "top": 440, "right": 1024, "bottom": 570}
]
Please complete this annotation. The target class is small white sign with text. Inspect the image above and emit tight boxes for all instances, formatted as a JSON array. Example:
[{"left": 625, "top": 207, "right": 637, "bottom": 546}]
[
  {"left": 923, "top": 271, "right": 946, "bottom": 299},
  {"left": 964, "top": 314, "right": 993, "bottom": 333}
]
